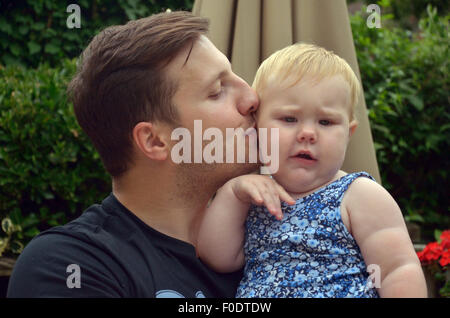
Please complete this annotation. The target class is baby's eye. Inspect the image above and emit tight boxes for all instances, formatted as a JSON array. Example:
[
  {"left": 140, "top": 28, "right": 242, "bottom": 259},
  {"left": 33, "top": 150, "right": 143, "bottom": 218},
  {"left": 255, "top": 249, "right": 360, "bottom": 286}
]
[
  {"left": 319, "top": 119, "right": 331, "bottom": 126},
  {"left": 282, "top": 117, "right": 297, "bottom": 123}
]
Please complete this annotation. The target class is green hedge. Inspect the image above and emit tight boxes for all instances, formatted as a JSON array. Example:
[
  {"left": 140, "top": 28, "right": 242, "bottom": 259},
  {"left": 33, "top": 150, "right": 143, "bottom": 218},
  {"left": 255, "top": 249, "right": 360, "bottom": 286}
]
[
  {"left": 0, "top": 0, "right": 194, "bottom": 68},
  {"left": 348, "top": 0, "right": 449, "bottom": 29},
  {"left": 0, "top": 60, "right": 110, "bottom": 255},
  {"left": 351, "top": 6, "right": 449, "bottom": 238}
]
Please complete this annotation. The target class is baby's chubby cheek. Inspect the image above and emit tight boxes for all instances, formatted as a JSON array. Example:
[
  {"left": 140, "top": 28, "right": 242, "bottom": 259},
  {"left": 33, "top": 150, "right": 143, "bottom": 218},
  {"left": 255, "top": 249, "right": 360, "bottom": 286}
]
[{"left": 255, "top": 127, "right": 280, "bottom": 175}]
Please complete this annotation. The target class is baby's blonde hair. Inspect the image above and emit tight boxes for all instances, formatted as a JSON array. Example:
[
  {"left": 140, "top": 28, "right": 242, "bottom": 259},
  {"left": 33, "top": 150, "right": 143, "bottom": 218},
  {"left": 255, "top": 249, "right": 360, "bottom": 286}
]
[{"left": 253, "top": 43, "right": 361, "bottom": 120}]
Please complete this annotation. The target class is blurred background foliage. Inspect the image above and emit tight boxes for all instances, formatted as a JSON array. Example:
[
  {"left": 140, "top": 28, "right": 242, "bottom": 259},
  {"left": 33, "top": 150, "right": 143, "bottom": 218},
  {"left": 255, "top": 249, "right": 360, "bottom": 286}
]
[
  {"left": 349, "top": 1, "right": 449, "bottom": 240},
  {"left": 0, "top": 0, "right": 448, "bottom": 256},
  {"left": 0, "top": 0, "right": 194, "bottom": 67}
]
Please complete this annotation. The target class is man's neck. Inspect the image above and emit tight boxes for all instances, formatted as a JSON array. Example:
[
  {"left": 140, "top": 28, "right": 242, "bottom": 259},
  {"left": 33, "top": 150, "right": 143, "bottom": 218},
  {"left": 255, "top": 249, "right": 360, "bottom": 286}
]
[{"left": 112, "top": 167, "right": 214, "bottom": 247}]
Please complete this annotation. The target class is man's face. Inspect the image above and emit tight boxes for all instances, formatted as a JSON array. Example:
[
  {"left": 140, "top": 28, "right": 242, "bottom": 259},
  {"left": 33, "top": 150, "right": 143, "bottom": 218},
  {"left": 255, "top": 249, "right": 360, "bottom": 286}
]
[{"left": 165, "top": 35, "right": 260, "bottom": 182}]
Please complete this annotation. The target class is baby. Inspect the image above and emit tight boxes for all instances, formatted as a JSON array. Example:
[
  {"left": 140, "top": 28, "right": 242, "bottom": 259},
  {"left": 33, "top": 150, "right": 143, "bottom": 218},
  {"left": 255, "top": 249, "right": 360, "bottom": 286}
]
[{"left": 197, "top": 43, "right": 427, "bottom": 298}]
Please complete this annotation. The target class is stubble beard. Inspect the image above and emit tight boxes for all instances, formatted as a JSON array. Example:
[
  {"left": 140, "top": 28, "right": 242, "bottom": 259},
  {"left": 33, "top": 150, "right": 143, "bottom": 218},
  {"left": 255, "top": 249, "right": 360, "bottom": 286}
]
[
  {"left": 174, "top": 160, "right": 259, "bottom": 201},
  {"left": 170, "top": 130, "right": 260, "bottom": 199}
]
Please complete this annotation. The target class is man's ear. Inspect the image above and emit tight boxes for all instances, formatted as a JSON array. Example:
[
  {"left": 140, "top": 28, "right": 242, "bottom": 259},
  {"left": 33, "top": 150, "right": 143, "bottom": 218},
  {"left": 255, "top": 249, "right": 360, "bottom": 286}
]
[
  {"left": 349, "top": 119, "right": 358, "bottom": 138},
  {"left": 132, "top": 122, "right": 170, "bottom": 161}
]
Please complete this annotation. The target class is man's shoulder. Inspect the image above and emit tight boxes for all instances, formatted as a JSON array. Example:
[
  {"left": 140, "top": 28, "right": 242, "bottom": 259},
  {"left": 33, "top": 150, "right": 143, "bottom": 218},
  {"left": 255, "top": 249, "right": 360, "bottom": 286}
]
[
  {"left": 7, "top": 227, "right": 128, "bottom": 297},
  {"left": 39, "top": 193, "right": 136, "bottom": 245},
  {"left": 6, "top": 195, "right": 138, "bottom": 297},
  {"left": 17, "top": 193, "right": 142, "bottom": 270}
]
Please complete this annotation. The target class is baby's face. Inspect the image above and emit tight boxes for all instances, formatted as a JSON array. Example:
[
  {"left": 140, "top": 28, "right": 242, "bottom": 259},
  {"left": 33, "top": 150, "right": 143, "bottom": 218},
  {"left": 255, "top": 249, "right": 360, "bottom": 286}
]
[{"left": 256, "top": 75, "right": 357, "bottom": 195}]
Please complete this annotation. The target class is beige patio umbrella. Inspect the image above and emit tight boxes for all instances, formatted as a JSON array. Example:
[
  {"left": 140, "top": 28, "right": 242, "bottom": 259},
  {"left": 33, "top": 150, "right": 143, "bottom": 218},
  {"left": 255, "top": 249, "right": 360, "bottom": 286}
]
[{"left": 193, "top": 0, "right": 381, "bottom": 183}]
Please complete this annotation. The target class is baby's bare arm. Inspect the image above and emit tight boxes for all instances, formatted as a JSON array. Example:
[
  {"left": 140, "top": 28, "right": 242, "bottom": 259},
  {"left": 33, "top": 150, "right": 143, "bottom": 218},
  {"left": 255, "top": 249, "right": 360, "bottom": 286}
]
[
  {"left": 197, "top": 180, "right": 249, "bottom": 273},
  {"left": 344, "top": 178, "right": 427, "bottom": 297},
  {"left": 197, "top": 175, "right": 295, "bottom": 273}
]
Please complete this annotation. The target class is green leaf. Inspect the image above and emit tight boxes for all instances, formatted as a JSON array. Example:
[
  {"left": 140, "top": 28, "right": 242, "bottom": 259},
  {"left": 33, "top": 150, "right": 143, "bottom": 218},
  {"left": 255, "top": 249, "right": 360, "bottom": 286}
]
[
  {"left": 404, "top": 214, "right": 425, "bottom": 223},
  {"left": 434, "top": 229, "right": 442, "bottom": 243},
  {"left": 373, "top": 142, "right": 384, "bottom": 151},
  {"left": 42, "top": 191, "right": 55, "bottom": 200},
  {"left": 23, "top": 227, "right": 40, "bottom": 238},
  {"left": 44, "top": 43, "right": 59, "bottom": 55},
  {"left": 9, "top": 43, "right": 21, "bottom": 56},
  {"left": 440, "top": 123, "right": 450, "bottom": 132},
  {"left": 18, "top": 25, "right": 29, "bottom": 35},
  {"left": 405, "top": 95, "right": 424, "bottom": 111},
  {"left": 1, "top": 218, "right": 14, "bottom": 235},
  {"left": 21, "top": 214, "right": 40, "bottom": 228},
  {"left": 9, "top": 240, "right": 24, "bottom": 254},
  {"left": 27, "top": 41, "right": 41, "bottom": 55},
  {"left": 0, "top": 18, "right": 13, "bottom": 34},
  {"left": 8, "top": 208, "right": 23, "bottom": 226},
  {"left": 30, "top": 22, "right": 45, "bottom": 31}
]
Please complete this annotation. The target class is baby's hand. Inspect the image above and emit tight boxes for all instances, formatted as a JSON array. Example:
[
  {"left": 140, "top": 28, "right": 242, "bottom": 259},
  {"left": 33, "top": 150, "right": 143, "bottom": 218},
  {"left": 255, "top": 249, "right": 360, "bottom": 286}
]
[{"left": 229, "top": 175, "right": 296, "bottom": 220}]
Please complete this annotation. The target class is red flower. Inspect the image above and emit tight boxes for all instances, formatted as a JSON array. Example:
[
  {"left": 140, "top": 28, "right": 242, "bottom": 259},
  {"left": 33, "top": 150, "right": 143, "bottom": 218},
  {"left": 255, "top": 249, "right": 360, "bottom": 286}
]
[
  {"left": 441, "top": 230, "right": 450, "bottom": 240},
  {"left": 439, "top": 250, "right": 450, "bottom": 267},
  {"left": 417, "top": 229, "right": 450, "bottom": 268},
  {"left": 426, "top": 242, "right": 442, "bottom": 261},
  {"left": 417, "top": 250, "right": 425, "bottom": 261},
  {"left": 418, "top": 242, "right": 443, "bottom": 264},
  {"left": 440, "top": 230, "right": 450, "bottom": 250}
]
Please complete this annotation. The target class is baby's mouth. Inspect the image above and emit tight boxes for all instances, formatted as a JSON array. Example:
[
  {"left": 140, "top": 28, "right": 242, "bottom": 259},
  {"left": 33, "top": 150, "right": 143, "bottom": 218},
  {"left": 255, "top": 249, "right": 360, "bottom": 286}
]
[
  {"left": 297, "top": 153, "right": 314, "bottom": 160},
  {"left": 293, "top": 151, "right": 317, "bottom": 161}
]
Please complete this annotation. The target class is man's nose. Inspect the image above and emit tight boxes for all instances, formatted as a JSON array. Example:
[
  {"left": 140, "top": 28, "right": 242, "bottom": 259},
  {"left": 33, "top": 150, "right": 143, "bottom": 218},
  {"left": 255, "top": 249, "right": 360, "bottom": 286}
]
[
  {"left": 237, "top": 82, "right": 259, "bottom": 116},
  {"left": 297, "top": 125, "right": 317, "bottom": 143}
]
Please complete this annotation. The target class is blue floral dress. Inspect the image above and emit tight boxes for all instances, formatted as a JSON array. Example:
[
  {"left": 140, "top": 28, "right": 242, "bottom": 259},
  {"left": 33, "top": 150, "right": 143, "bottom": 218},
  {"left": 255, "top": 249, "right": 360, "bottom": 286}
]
[{"left": 236, "top": 172, "right": 379, "bottom": 298}]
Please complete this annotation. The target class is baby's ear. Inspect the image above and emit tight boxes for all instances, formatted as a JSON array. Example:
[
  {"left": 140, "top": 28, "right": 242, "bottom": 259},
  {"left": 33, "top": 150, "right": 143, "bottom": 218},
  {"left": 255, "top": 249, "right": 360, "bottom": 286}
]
[{"left": 349, "top": 120, "right": 358, "bottom": 138}]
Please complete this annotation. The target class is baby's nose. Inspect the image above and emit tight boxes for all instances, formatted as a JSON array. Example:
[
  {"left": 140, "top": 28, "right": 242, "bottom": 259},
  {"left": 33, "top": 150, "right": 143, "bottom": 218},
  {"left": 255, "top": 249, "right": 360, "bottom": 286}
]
[{"left": 297, "top": 127, "right": 317, "bottom": 143}]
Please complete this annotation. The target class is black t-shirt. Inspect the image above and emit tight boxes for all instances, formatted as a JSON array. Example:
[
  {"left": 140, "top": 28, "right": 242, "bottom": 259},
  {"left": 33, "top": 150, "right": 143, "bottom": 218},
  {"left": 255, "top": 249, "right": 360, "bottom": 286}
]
[{"left": 7, "top": 194, "right": 242, "bottom": 297}]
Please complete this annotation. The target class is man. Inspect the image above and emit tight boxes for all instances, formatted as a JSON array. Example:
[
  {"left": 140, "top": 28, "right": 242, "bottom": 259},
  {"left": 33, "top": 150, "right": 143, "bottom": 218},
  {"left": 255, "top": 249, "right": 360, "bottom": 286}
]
[{"left": 7, "top": 11, "right": 259, "bottom": 297}]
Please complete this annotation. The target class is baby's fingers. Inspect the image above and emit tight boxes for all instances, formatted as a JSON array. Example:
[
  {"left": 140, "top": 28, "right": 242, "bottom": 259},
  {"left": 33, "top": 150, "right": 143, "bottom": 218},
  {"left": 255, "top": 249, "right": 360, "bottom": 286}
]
[
  {"left": 246, "top": 186, "right": 264, "bottom": 206},
  {"left": 276, "top": 184, "right": 296, "bottom": 205},
  {"left": 259, "top": 186, "right": 283, "bottom": 220},
  {"left": 269, "top": 194, "right": 283, "bottom": 221}
]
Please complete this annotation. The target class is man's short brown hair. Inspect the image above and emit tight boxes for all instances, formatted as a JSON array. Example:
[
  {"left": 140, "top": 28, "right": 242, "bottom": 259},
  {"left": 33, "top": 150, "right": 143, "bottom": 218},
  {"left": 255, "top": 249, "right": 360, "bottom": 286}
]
[{"left": 68, "top": 11, "right": 209, "bottom": 177}]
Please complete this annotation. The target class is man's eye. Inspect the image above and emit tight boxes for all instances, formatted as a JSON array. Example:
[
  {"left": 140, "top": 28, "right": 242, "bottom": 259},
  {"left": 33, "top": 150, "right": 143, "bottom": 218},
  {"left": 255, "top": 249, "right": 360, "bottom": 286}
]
[
  {"left": 208, "top": 86, "right": 224, "bottom": 100},
  {"left": 319, "top": 119, "right": 331, "bottom": 126},
  {"left": 209, "top": 91, "right": 221, "bottom": 99},
  {"left": 283, "top": 117, "right": 297, "bottom": 123}
]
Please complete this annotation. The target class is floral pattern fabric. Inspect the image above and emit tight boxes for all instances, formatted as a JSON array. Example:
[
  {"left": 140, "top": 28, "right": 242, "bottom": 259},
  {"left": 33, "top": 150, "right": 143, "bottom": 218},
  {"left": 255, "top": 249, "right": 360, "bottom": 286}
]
[{"left": 236, "top": 172, "right": 379, "bottom": 298}]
